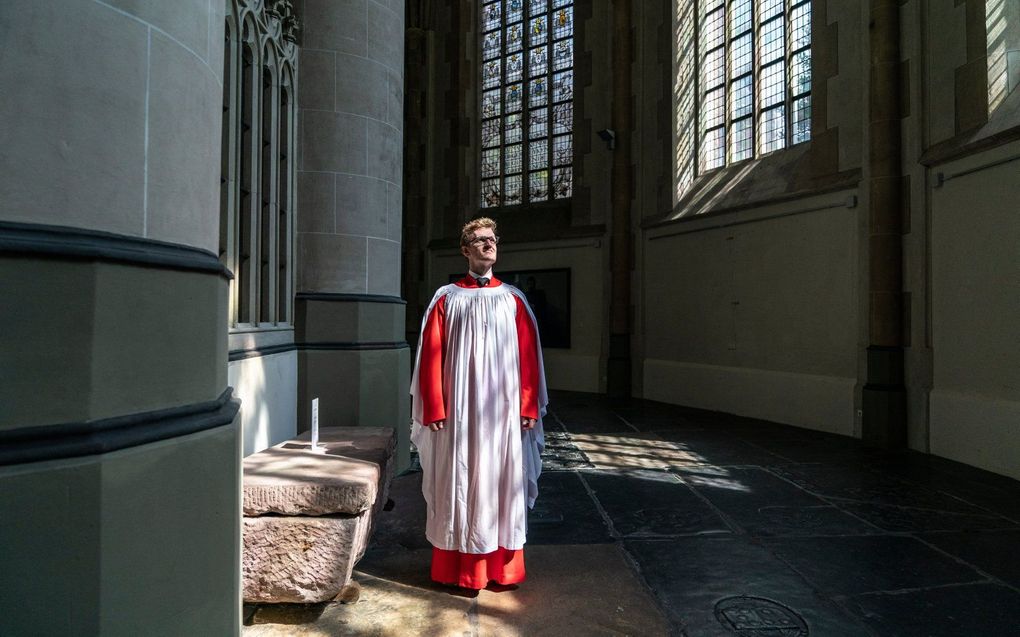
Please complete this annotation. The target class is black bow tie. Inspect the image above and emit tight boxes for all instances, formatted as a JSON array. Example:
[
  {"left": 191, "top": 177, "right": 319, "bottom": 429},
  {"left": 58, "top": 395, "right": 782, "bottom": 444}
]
[{"left": 475, "top": 277, "right": 490, "bottom": 287}]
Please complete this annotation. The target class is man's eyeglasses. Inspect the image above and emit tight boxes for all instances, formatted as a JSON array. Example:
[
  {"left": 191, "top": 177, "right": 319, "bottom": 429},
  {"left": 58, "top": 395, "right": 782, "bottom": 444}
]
[{"left": 468, "top": 235, "right": 500, "bottom": 247}]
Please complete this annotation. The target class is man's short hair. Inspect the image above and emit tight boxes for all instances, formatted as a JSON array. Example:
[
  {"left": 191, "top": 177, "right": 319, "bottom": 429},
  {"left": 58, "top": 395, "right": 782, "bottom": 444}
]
[{"left": 460, "top": 217, "right": 498, "bottom": 246}]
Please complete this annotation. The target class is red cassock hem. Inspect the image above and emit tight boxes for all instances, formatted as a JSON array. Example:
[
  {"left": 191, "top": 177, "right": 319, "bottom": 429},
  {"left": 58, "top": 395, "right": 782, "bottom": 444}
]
[{"left": 430, "top": 546, "right": 526, "bottom": 589}]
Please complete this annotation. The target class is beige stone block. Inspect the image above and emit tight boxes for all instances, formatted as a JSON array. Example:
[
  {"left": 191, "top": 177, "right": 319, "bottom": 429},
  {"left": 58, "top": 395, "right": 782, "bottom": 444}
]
[
  {"left": 336, "top": 54, "right": 388, "bottom": 121},
  {"left": 297, "top": 232, "right": 367, "bottom": 293},
  {"left": 303, "top": 0, "right": 367, "bottom": 55},
  {"left": 302, "top": 110, "right": 367, "bottom": 174},
  {"left": 243, "top": 513, "right": 372, "bottom": 603},
  {"left": 0, "top": 0, "right": 146, "bottom": 235},
  {"left": 366, "top": 237, "right": 401, "bottom": 296},
  {"left": 365, "top": 118, "right": 401, "bottom": 184},
  {"left": 336, "top": 174, "right": 389, "bottom": 238},
  {"left": 105, "top": 0, "right": 210, "bottom": 61},
  {"left": 243, "top": 427, "right": 395, "bottom": 516},
  {"left": 298, "top": 49, "right": 335, "bottom": 112},
  {"left": 297, "top": 171, "right": 335, "bottom": 233},
  {"left": 146, "top": 30, "right": 222, "bottom": 253}
]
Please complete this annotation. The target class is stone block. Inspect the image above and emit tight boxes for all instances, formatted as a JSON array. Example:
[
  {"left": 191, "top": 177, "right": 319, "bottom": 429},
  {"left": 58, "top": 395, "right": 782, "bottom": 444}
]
[
  {"left": 242, "top": 513, "right": 372, "bottom": 603},
  {"left": 243, "top": 427, "right": 395, "bottom": 516}
]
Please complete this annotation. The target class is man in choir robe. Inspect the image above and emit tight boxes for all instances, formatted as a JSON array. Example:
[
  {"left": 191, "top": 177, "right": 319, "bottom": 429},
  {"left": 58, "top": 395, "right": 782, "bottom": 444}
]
[{"left": 410, "top": 217, "right": 548, "bottom": 590}]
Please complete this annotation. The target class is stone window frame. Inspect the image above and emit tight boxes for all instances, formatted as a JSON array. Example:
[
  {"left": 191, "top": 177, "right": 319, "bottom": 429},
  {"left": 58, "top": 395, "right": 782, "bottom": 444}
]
[
  {"left": 674, "top": 0, "right": 813, "bottom": 202},
  {"left": 221, "top": 0, "right": 299, "bottom": 332}
]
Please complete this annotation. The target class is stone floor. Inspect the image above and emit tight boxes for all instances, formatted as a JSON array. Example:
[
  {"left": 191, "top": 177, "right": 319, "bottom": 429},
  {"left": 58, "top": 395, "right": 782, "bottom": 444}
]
[{"left": 244, "top": 390, "right": 1020, "bottom": 636}]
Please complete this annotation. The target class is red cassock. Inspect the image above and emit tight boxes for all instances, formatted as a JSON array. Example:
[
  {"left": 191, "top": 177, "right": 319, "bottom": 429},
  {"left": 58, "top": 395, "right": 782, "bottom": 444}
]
[{"left": 410, "top": 276, "right": 547, "bottom": 589}]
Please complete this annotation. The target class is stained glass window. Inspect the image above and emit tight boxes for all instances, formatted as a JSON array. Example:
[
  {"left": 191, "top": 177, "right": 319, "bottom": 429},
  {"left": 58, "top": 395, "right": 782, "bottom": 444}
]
[
  {"left": 674, "top": 0, "right": 812, "bottom": 201},
  {"left": 481, "top": 0, "right": 574, "bottom": 208}
]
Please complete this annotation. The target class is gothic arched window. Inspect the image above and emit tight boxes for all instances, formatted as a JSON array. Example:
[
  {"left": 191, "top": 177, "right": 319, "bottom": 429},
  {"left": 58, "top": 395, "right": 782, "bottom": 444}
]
[
  {"left": 675, "top": 0, "right": 811, "bottom": 199},
  {"left": 221, "top": 1, "right": 298, "bottom": 327},
  {"left": 480, "top": 0, "right": 575, "bottom": 209}
]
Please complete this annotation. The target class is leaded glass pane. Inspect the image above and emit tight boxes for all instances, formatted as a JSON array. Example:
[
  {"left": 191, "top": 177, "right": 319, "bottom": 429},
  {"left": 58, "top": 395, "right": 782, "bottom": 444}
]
[
  {"left": 481, "top": 178, "right": 501, "bottom": 207},
  {"left": 702, "top": 7, "right": 725, "bottom": 51},
  {"left": 731, "top": 33, "right": 752, "bottom": 77},
  {"left": 506, "top": 0, "right": 523, "bottom": 24},
  {"left": 530, "top": 0, "right": 547, "bottom": 13},
  {"left": 482, "top": 148, "right": 501, "bottom": 177},
  {"left": 759, "top": 62, "right": 784, "bottom": 108},
  {"left": 553, "top": 70, "right": 573, "bottom": 102},
  {"left": 760, "top": 16, "right": 785, "bottom": 65},
  {"left": 703, "top": 47, "right": 725, "bottom": 89},
  {"left": 483, "top": 119, "right": 500, "bottom": 147},
  {"left": 791, "top": 2, "right": 811, "bottom": 50},
  {"left": 529, "top": 76, "right": 548, "bottom": 107},
  {"left": 529, "top": 142, "right": 547, "bottom": 170},
  {"left": 483, "top": 2, "right": 502, "bottom": 32},
  {"left": 483, "top": 31, "right": 501, "bottom": 60},
  {"left": 483, "top": 59, "right": 501, "bottom": 88},
  {"left": 758, "top": 105, "right": 785, "bottom": 153},
  {"left": 759, "top": 0, "right": 783, "bottom": 22},
  {"left": 552, "top": 0, "right": 571, "bottom": 7},
  {"left": 551, "top": 6, "right": 572, "bottom": 40},
  {"left": 529, "top": 15, "right": 547, "bottom": 45},
  {"left": 483, "top": 89, "right": 501, "bottom": 118},
  {"left": 552, "top": 134, "right": 571, "bottom": 165},
  {"left": 791, "top": 49, "right": 811, "bottom": 96},
  {"left": 529, "top": 108, "right": 548, "bottom": 138},
  {"left": 505, "top": 113, "right": 523, "bottom": 143},
  {"left": 529, "top": 170, "right": 549, "bottom": 201},
  {"left": 731, "top": 0, "right": 752, "bottom": 37},
  {"left": 701, "top": 127, "right": 725, "bottom": 171},
  {"left": 552, "top": 167, "right": 572, "bottom": 198},
  {"left": 505, "top": 174, "right": 522, "bottom": 204},
  {"left": 506, "top": 52, "right": 523, "bottom": 82},
  {"left": 552, "top": 39, "right": 572, "bottom": 70},
  {"left": 507, "top": 23, "right": 523, "bottom": 52},
  {"left": 730, "top": 118, "right": 753, "bottom": 162},
  {"left": 529, "top": 46, "right": 548, "bottom": 77},
  {"left": 505, "top": 143, "right": 523, "bottom": 174},
  {"left": 702, "top": 87, "right": 725, "bottom": 129},
  {"left": 553, "top": 102, "right": 572, "bottom": 134},
  {"left": 731, "top": 75, "right": 753, "bottom": 119},
  {"left": 792, "top": 96, "right": 811, "bottom": 144},
  {"left": 506, "top": 83, "right": 523, "bottom": 112}
]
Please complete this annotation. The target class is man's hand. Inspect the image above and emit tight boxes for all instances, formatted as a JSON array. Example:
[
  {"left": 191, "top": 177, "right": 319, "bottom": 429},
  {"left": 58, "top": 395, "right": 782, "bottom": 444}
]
[
  {"left": 428, "top": 420, "right": 445, "bottom": 432},
  {"left": 521, "top": 417, "right": 537, "bottom": 430}
]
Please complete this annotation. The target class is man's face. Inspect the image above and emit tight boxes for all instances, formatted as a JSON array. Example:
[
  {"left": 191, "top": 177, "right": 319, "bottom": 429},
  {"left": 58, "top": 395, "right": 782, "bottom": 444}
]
[{"left": 461, "top": 228, "right": 498, "bottom": 273}]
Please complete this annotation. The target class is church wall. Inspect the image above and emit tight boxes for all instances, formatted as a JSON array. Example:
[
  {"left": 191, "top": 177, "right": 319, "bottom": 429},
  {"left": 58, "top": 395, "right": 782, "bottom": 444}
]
[
  {"left": 229, "top": 351, "right": 298, "bottom": 456},
  {"left": 0, "top": 0, "right": 240, "bottom": 634}
]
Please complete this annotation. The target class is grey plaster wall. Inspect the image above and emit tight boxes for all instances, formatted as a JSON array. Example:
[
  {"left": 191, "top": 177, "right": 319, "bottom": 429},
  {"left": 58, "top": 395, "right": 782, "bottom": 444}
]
[
  {"left": 297, "top": 0, "right": 404, "bottom": 296},
  {"left": 0, "top": 0, "right": 223, "bottom": 254}
]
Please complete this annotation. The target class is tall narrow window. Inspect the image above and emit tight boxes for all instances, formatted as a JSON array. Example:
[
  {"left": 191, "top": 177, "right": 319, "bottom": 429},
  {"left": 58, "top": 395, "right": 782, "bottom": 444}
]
[
  {"left": 675, "top": 0, "right": 811, "bottom": 201},
  {"left": 480, "top": 0, "right": 574, "bottom": 209},
  {"left": 222, "top": 1, "right": 298, "bottom": 327},
  {"left": 987, "top": 0, "right": 1020, "bottom": 114}
]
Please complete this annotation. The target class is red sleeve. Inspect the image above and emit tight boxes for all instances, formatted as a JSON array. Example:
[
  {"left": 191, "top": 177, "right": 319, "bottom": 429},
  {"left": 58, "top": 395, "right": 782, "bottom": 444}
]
[
  {"left": 514, "top": 295, "right": 540, "bottom": 420},
  {"left": 419, "top": 295, "right": 447, "bottom": 425}
]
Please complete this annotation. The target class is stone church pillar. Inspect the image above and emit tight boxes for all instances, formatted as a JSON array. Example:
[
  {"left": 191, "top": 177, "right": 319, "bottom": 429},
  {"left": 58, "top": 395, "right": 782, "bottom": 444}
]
[
  {"left": 295, "top": 0, "right": 409, "bottom": 470},
  {"left": 0, "top": 1, "right": 239, "bottom": 634}
]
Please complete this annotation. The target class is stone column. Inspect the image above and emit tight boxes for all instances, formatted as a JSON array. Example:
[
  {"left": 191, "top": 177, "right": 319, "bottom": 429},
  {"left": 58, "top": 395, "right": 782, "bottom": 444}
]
[
  {"left": 0, "top": 1, "right": 239, "bottom": 634},
  {"left": 607, "top": 0, "right": 634, "bottom": 398},
  {"left": 862, "top": 0, "right": 907, "bottom": 449},
  {"left": 296, "top": 0, "right": 409, "bottom": 470}
]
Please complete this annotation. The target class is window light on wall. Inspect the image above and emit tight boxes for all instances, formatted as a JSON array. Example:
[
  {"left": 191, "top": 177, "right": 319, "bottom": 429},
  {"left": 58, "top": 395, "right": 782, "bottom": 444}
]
[
  {"left": 675, "top": 0, "right": 811, "bottom": 200},
  {"left": 480, "top": 0, "right": 575, "bottom": 209}
]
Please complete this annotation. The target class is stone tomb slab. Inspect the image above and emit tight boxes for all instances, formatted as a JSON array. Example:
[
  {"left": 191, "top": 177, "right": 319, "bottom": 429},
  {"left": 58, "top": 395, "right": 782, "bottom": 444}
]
[{"left": 243, "top": 427, "right": 395, "bottom": 516}]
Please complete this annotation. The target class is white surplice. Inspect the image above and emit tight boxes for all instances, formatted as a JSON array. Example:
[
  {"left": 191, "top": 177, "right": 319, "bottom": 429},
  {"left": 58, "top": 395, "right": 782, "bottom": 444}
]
[{"left": 410, "top": 283, "right": 548, "bottom": 554}]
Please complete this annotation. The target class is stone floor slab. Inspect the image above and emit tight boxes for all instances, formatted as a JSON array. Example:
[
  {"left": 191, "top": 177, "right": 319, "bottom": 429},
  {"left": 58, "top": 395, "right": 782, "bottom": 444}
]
[
  {"left": 526, "top": 471, "right": 612, "bottom": 545},
  {"left": 582, "top": 469, "right": 730, "bottom": 537},
  {"left": 846, "top": 583, "right": 1020, "bottom": 637},
  {"left": 627, "top": 536, "right": 872, "bottom": 636},
  {"left": 920, "top": 529, "right": 1020, "bottom": 588},
  {"left": 763, "top": 536, "right": 985, "bottom": 595},
  {"left": 571, "top": 432, "right": 696, "bottom": 470}
]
